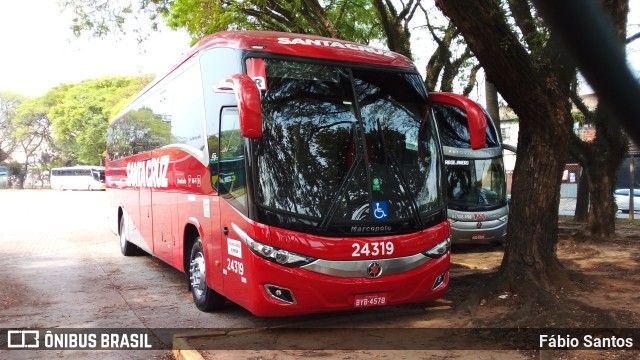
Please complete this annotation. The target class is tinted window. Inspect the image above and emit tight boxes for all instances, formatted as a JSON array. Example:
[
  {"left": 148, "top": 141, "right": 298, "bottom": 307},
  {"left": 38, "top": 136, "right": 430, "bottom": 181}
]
[
  {"left": 107, "top": 93, "right": 172, "bottom": 159},
  {"left": 170, "top": 64, "right": 205, "bottom": 151},
  {"left": 433, "top": 104, "right": 500, "bottom": 148},
  {"left": 107, "top": 61, "right": 205, "bottom": 160},
  {"left": 255, "top": 59, "right": 443, "bottom": 234},
  {"left": 217, "top": 108, "right": 247, "bottom": 214}
]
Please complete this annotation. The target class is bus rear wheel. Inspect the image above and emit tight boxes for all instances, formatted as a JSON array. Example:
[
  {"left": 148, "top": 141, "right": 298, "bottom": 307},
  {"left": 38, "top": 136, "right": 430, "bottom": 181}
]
[{"left": 189, "top": 238, "right": 226, "bottom": 311}]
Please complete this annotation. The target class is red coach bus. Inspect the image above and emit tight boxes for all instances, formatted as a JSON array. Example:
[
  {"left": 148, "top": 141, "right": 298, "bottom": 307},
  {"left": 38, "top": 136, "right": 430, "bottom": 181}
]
[{"left": 106, "top": 31, "right": 487, "bottom": 317}]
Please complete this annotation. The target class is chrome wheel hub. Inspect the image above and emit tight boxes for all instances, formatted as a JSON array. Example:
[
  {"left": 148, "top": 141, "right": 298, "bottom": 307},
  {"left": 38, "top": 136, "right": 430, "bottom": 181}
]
[{"left": 190, "top": 252, "right": 206, "bottom": 297}]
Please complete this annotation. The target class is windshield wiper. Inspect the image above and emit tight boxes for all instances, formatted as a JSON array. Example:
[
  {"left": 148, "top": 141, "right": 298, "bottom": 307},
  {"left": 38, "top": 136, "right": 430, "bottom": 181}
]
[
  {"left": 317, "top": 122, "right": 362, "bottom": 231},
  {"left": 377, "top": 119, "right": 423, "bottom": 227}
]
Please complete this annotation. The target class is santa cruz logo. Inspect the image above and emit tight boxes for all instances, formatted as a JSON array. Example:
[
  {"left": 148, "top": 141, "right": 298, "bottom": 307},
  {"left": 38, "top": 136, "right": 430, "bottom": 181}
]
[
  {"left": 367, "top": 262, "right": 382, "bottom": 278},
  {"left": 277, "top": 37, "right": 396, "bottom": 58},
  {"left": 126, "top": 155, "right": 169, "bottom": 188}
]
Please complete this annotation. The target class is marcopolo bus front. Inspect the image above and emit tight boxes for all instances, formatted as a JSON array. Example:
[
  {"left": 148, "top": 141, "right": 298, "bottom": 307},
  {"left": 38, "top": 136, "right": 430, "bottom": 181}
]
[{"left": 220, "top": 216, "right": 452, "bottom": 317}]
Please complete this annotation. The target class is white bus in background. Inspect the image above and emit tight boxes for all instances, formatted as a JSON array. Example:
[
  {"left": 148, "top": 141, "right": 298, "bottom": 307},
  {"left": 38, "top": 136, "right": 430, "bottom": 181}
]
[{"left": 50, "top": 166, "right": 106, "bottom": 191}]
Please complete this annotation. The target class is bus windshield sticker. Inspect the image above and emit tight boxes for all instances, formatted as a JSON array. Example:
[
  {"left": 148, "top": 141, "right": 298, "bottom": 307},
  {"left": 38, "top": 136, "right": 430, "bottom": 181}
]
[
  {"left": 372, "top": 178, "right": 381, "bottom": 191},
  {"left": 227, "top": 239, "right": 242, "bottom": 259},
  {"left": 246, "top": 58, "right": 267, "bottom": 90},
  {"left": 372, "top": 201, "right": 389, "bottom": 220}
]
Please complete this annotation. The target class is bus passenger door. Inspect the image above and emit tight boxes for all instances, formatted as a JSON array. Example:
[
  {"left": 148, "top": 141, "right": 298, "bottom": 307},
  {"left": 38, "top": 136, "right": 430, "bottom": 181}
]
[{"left": 216, "top": 108, "right": 252, "bottom": 309}]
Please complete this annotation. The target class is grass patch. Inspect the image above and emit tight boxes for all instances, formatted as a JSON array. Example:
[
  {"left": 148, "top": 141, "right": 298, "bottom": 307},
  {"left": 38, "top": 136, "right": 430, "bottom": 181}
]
[{"left": 615, "top": 218, "right": 640, "bottom": 226}]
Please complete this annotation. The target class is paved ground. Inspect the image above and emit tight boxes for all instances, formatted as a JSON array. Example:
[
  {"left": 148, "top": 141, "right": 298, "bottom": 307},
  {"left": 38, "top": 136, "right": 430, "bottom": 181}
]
[
  {"left": 0, "top": 190, "right": 292, "bottom": 359},
  {"left": 1, "top": 190, "right": 510, "bottom": 359},
  {"left": 1, "top": 190, "right": 604, "bottom": 359}
]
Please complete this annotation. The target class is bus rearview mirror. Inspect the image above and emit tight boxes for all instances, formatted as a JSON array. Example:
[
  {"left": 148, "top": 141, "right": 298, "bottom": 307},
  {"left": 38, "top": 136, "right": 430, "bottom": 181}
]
[
  {"left": 214, "top": 74, "right": 263, "bottom": 139},
  {"left": 430, "top": 92, "right": 487, "bottom": 150}
]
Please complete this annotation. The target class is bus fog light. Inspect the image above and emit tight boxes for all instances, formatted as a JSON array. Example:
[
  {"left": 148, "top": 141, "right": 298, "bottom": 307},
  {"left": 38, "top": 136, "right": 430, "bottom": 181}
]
[
  {"left": 432, "top": 272, "right": 447, "bottom": 290},
  {"left": 265, "top": 285, "right": 296, "bottom": 304}
]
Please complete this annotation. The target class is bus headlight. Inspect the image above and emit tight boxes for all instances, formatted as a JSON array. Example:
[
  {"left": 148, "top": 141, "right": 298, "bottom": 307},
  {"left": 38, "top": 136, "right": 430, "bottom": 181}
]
[
  {"left": 232, "top": 223, "right": 316, "bottom": 267},
  {"left": 422, "top": 237, "right": 451, "bottom": 259}
]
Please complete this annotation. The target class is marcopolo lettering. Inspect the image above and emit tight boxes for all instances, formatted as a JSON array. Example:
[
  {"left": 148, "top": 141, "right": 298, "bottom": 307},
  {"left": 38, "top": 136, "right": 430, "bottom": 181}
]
[
  {"left": 277, "top": 37, "right": 396, "bottom": 58},
  {"left": 351, "top": 225, "right": 393, "bottom": 233},
  {"left": 126, "top": 155, "right": 169, "bottom": 188}
]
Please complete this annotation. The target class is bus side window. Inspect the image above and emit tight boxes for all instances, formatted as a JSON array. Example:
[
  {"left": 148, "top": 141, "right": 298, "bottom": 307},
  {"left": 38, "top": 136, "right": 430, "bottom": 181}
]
[{"left": 218, "top": 108, "right": 247, "bottom": 214}]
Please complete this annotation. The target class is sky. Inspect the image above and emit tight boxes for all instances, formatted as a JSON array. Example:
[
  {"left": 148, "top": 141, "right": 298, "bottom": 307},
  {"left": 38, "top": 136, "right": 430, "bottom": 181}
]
[
  {"left": 0, "top": 1, "right": 639, "bottom": 99},
  {"left": 0, "top": 0, "right": 191, "bottom": 97}
]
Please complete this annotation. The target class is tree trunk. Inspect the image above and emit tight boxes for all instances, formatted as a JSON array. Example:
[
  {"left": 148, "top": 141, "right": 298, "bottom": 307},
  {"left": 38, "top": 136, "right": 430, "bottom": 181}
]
[
  {"left": 19, "top": 162, "right": 28, "bottom": 189},
  {"left": 585, "top": 166, "right": 616, "bottom": 238},
  {"left": 435, "top": 0, "right": 576, "bottom": 298},
  {"left": 485, "top": 79, "right": 501, "bottom": 134},
  {"left": 574, "top": 166, "right": 589, "bottom": 222},
  {"left": 499, "top": 102, "right": 572, "bottom": 292}
]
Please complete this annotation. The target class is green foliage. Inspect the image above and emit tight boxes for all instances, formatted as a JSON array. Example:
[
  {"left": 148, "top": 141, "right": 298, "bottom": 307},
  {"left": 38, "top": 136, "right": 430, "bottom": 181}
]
[
  {"left": 5, "top": 161, "right": 25, "bottom": 187},
  {"left": 59, "top": 0, "right": 171, "bottom": 40},
  {"left": 164, "top": 0, "right": 383, "bottom": 44},
  {"left": 0, "top": 92, "right": 28, "bottom": 162},
  {"left": 60, "top": 0, "right": 384, "bottom": 45},
  {"left": 12, "top": 75, "right": 152, "bottom": 167},
  {"left": 46, "top": 75, "right": 153, "bottom": 165}
]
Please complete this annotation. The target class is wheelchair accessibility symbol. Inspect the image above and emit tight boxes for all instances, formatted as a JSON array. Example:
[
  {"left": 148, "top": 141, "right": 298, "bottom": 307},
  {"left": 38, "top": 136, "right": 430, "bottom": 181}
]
[{"left": 372, "top": 201, "right": 389, "bottom": 220}]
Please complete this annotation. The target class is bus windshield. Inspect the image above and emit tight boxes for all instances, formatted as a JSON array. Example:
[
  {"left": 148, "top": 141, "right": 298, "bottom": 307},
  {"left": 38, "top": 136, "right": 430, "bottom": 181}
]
[
  {"left": 445, "top": 157, "right": 506, "bottom": 211},
  {"left": 92, "top": 169, "right": 105, "bottom": 183},
  {"left": 255, "top": 59, "right": 443, "bottom": 234}
]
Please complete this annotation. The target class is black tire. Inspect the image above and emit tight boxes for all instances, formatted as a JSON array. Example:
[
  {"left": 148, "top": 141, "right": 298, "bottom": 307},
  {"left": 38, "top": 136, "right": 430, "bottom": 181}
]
[
  {"left": 119, "top": 216, "right": 139, "bottom": 256},
  {"left": 189, "top": 238, "right": 226, "bottom": 311}
]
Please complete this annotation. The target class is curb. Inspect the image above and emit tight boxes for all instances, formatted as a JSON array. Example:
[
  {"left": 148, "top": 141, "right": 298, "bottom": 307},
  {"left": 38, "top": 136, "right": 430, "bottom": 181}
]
[
  {"left": 173, "top": 328, "right": 268, "bottom": 360},
  {"left": 172, "top": 336, "right": 204, "bottom": 360}
]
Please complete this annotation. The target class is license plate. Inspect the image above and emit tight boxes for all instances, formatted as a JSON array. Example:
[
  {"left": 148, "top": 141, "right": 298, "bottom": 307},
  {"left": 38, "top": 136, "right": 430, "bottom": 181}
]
[
  {"left": 472, "top": 234, "right": 485, "bottom": 240},
  {"left": 354, "top": 293, "right": 387, "bottom": 308}
]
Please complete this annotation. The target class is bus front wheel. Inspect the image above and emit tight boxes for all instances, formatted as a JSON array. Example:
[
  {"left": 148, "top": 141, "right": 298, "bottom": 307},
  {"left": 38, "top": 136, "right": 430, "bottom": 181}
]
[
  {"left": 119, "top": 216, "right": 139, "bottom": 256},
  {"left": 189, "top": 238, "right": 226, "bottom": 312}
]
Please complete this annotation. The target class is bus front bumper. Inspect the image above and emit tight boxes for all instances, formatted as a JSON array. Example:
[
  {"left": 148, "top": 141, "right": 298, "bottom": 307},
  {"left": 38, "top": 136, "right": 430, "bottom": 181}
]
[{"left": 236, "top": 253, "right": 450, "bottom": 317}]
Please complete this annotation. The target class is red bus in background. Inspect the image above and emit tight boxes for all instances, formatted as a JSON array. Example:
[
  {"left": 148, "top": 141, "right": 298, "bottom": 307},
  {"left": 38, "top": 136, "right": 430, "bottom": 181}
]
[{"left": 105, "top": 31, "right": 487, "bottom": 317}]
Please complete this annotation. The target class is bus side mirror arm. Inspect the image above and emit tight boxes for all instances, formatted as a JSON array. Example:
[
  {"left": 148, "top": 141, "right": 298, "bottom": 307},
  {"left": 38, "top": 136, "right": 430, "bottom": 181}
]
[
  {"left": 214, "top": 74, "right": 263, "bottom": 139},
  {"left": 430, "top": 92, "right": 487, "bottom": 150}
]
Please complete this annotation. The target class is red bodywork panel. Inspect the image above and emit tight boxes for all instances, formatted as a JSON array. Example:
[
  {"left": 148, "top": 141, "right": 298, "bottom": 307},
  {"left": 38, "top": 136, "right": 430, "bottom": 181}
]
[{"left": 269, "top": 222, "right": 450, "bottom": 261}]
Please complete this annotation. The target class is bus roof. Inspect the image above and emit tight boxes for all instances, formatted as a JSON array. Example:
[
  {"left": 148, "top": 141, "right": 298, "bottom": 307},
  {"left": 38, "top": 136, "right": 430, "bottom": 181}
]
[
  {"left": 190, "top": 31, "right": 413, "bottom": 68},
  {"left": 51, "top": 166, "right": 105, "bottom": 170},
  {"left": 113, "top": 31, "right": 416, "bottom": 123},
  {"left": 174, "top": 30, "right": 415, "bottom": 80}
]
